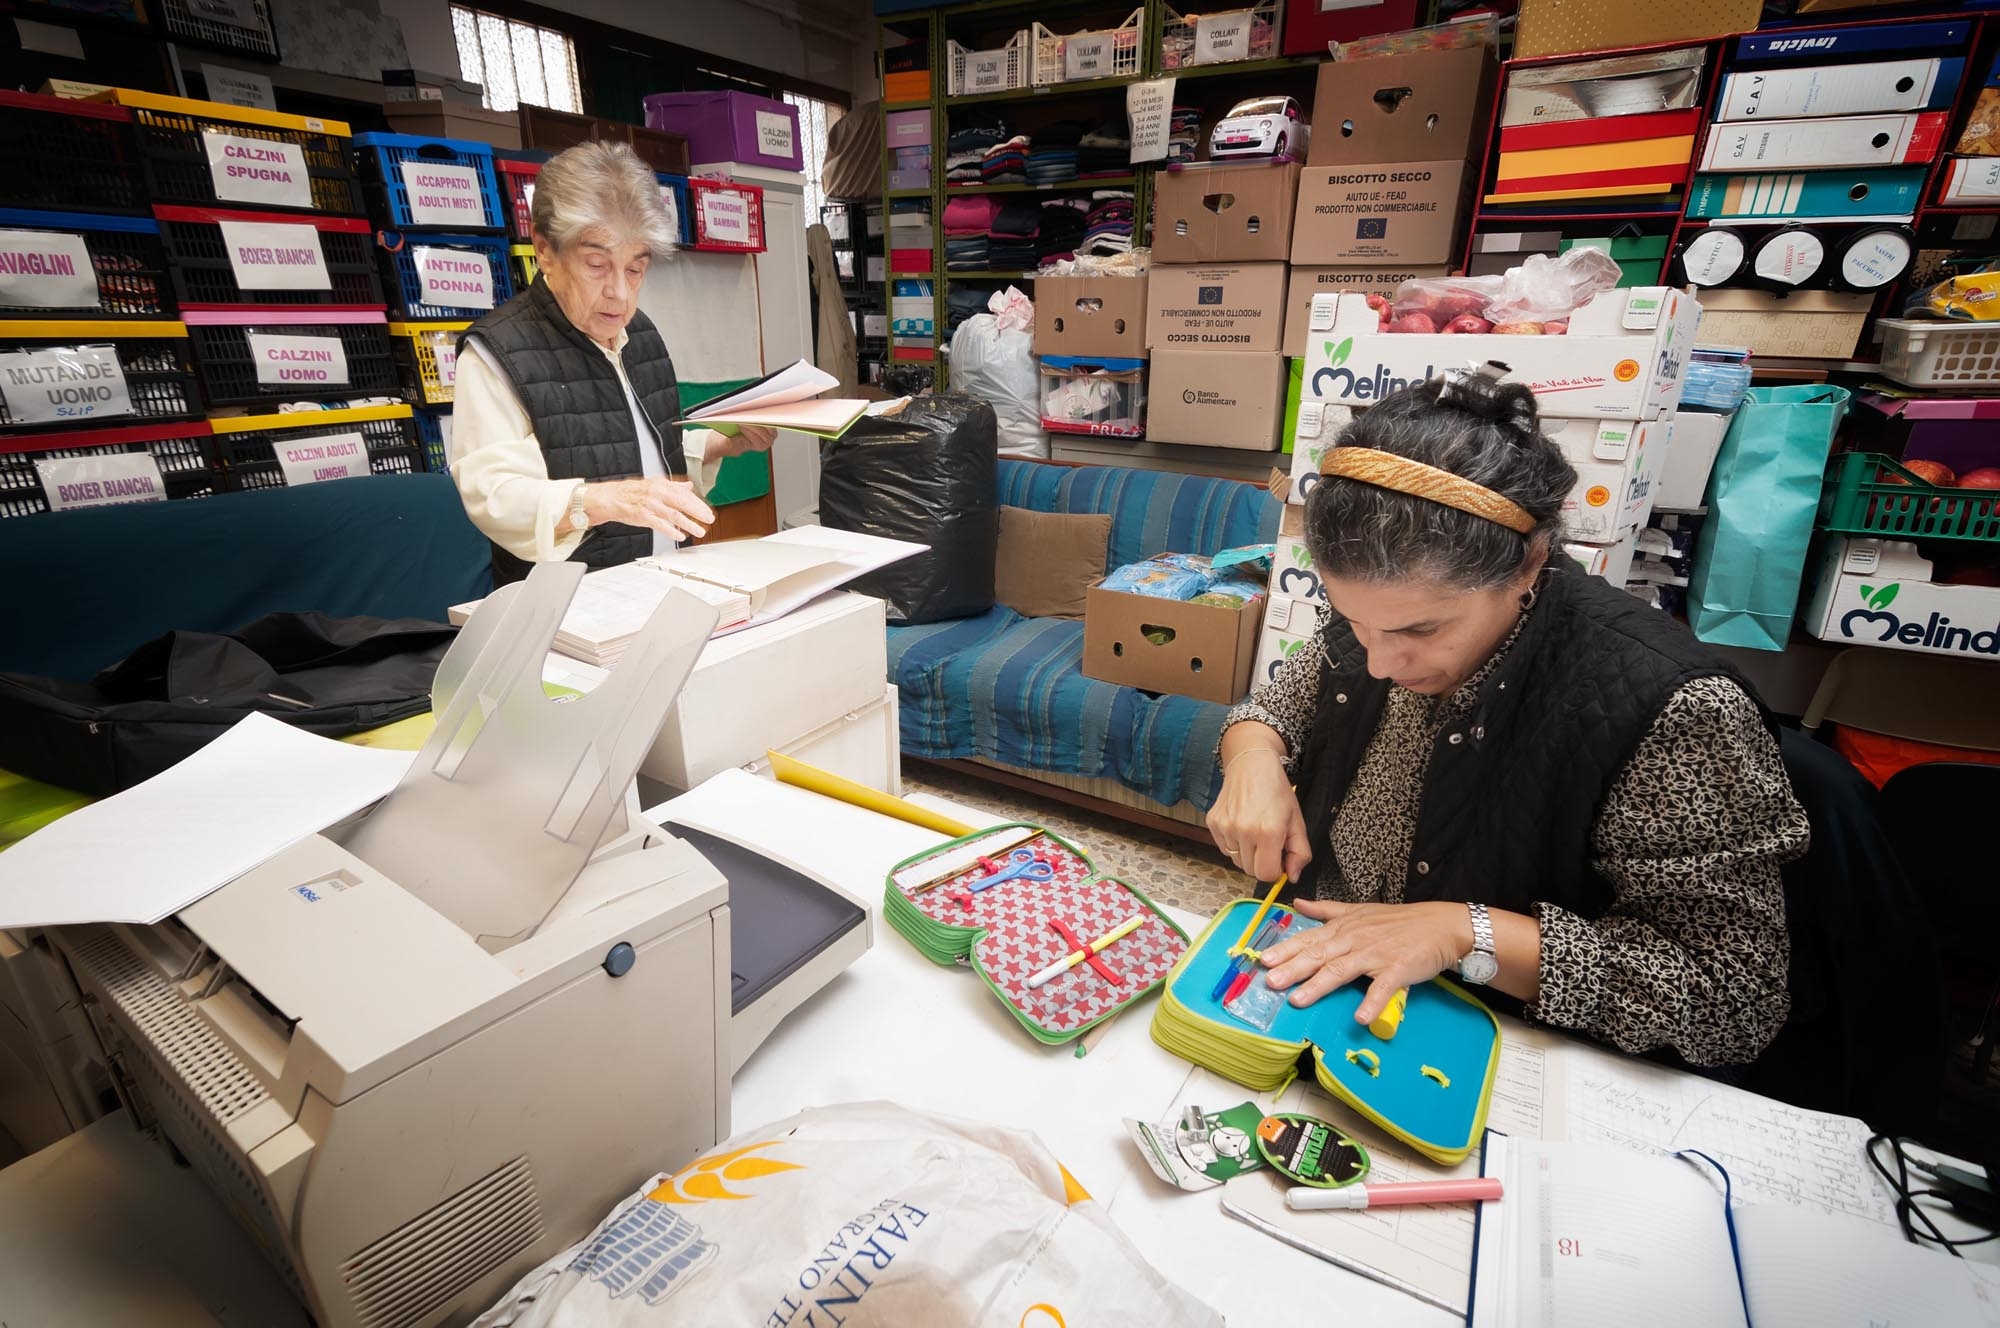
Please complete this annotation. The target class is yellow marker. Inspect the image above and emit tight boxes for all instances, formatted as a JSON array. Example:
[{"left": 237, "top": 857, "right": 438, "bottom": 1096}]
[
  {"left": 1228, "top": 873, "right": 1289, "bottom": 957},
  {"left": 1368, "top": 987, "right": 1409, "bottom": 1040},
  {"left": 766, "top": 750, "right": 977, "bottom": 838}
]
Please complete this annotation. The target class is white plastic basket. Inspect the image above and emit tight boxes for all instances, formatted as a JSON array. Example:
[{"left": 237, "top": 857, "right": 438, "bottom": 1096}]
[
  {"left": 1032, "top": 9, "right": 1145, "bottom": 87},
  {"left": 1875, "top": 318, "right": 2000, "bottom": 389},
  {"left": 1161, "top": 3, "right": 1283, "bottom": 69},
  {"left": 947, "top": 32, "right": 1031, "bottom": 97}
]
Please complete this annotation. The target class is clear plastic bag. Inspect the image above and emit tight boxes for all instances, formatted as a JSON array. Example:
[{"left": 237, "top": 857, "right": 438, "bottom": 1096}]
[{"left": 1387, "top": 248, "right": 1624, "bottom": 334}]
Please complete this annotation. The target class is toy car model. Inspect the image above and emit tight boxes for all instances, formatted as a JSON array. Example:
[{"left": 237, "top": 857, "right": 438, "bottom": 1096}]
[{"left": 1210, "top": 96, "right": 1309, "bottom": 160}]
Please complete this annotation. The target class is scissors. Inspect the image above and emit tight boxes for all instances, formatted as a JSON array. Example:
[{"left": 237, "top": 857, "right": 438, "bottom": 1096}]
[{"left": 966, "top": 847, "right": 1054, "bottom": 893}]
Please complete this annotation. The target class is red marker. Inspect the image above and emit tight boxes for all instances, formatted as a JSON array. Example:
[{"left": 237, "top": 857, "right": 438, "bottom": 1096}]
[{"left": 1223, "top": 970, "right": 1255, "bottom": 1005}]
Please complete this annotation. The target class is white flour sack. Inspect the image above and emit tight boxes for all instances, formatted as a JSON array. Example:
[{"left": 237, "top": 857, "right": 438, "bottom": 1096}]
[{"left": 473, "top": 1101, "right": 1221, "bottom": 1328}]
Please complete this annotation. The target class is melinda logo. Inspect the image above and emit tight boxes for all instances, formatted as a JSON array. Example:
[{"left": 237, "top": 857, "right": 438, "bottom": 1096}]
[
  {"left": 1311, "top": 338, "right": 1436, "bottom": 401},
  {"left": 1839, "top": 583, "right": 2000, "bottom": 655}
]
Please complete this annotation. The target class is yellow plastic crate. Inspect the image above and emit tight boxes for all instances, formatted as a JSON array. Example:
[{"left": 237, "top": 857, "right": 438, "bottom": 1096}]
[{"left": 387, "top": 320, "right": 468, "bottom": 406}]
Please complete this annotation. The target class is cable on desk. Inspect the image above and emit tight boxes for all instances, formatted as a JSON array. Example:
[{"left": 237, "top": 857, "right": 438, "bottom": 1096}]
[{"left": 1867, "top": 1134, "right": 1999, "bottom": 1255}]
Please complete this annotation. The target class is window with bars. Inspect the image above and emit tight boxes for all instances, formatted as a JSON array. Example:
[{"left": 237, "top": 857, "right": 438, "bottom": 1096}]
[
  {"left": 451, "top": 6, "right": 582, "bottom": 115},
  {"left": 785, "top": 93, "right": 838, "bottom": 228}
]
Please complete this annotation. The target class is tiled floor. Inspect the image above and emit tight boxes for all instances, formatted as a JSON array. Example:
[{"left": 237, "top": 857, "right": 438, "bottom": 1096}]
[{"left": 903, "top": 762, "right": 1249, "bottom": 919}]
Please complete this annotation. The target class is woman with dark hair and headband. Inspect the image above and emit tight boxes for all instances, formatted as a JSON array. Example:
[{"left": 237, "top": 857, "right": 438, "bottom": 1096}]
[{"left": 1207, "top": 367, "right": 1808, "bottom": 1067}]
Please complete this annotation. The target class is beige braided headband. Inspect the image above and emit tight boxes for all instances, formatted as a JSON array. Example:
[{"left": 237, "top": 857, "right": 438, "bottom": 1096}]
[{"left": 1318, "top": 448, "right": 1537, "bottom": 535}]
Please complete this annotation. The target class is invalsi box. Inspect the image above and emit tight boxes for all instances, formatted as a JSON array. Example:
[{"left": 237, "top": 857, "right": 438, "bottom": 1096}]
[
  {"left": 1146, "top": 349, "right": 1287, "bottom": 449},
  {"left": 1290, "top": 161, "right": 1475, "bottom": 266},
  {"left": 1146, "top": 263, "right": 1287, "bottom": 352},
  {"left": 1300, "top": 288, "right": 1702, "bottom": 420}
]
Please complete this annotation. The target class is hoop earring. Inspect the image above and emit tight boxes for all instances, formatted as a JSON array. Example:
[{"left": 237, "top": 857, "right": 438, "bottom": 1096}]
[{"left": 1519, "top": 583, "right": 1540, "bottom": 613}]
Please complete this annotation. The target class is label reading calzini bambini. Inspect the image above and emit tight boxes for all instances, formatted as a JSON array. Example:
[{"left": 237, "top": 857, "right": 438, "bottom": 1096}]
[
  {"left": 203, "top": 130, "right": 313, "bottom": 209},
  {"left": 0, "top": 345, "right": 133, "bottom": 423}
]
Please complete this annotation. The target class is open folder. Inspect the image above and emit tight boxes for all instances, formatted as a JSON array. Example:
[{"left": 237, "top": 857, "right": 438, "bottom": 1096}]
[{"left": 685, "top": 359, "right": 872, "bottom": 439}]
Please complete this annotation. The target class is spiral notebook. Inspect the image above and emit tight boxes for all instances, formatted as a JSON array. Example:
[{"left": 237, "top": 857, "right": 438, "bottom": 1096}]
[{"left": 1469, "top": 1136, "right": 2000, "bottom": 1328}]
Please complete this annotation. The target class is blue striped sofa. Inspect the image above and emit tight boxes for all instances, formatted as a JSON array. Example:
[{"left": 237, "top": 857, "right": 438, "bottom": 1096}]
[{"left": 888, "top": 460, "right": 1282, "bottom": 819}]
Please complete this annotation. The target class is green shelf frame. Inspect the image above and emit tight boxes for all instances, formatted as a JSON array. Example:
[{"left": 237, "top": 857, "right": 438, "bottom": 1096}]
[
  {"left": 943, "top": 270, "right": 1036, "bottom": 280},
  {"left": 944, "top": 176, "right": 1139, "bottom": 195}
]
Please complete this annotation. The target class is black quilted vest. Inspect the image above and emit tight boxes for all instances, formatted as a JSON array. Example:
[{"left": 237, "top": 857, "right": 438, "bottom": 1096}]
[
  {"left": 460, "top": 277, "right": 688, "bottom": 585},
  {"left": 1293, "top": 558, "right": 1771, "bottom": 926}
]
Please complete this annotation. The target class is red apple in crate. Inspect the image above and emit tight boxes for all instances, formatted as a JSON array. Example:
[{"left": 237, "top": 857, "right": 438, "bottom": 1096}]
[
  {"left": 1943, "top": 563, "right": 2000, "bottom": 587},
  {"left": 1882, "top": 459, "right": 1957, "bottom": 487},
  {"left": 1442, "top": 315, "right": 1494, "bottom": 335},
  {"left": 1544, "top": 319, "right": 1569, "bottom": 336},
  {"left": 1959, "top": 467, "right": 2000, "bottom": 488},
  {"left": 1492, "top": 321, "right": 1545, "bottom": 335},
  {"left": 1388, "top": 312, "right": 1438, "bottom": 334}
]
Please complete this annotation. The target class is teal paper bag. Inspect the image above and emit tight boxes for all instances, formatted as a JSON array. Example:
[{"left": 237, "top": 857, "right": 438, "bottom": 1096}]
[{"left": 1687, "top": 385, "right": 1850, "bottom": 652}]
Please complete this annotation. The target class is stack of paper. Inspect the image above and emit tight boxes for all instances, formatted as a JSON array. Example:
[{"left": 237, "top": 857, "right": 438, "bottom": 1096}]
[
  {"left": 449, "top": 526, "right": 927, "bottom": 664},
  {"left": 685, "top": 359, "right": 871, "bottom": 440},
  {"left": 543, "top": 562, "right": 752, "bottom": 666}
]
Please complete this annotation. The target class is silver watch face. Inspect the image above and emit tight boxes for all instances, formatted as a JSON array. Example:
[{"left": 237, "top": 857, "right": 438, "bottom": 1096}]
[{"left": 1458, "top": 951, "right": 1500, "bottom": 985}]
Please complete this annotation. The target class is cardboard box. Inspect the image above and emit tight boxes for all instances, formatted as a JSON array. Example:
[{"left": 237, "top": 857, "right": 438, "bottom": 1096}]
[
  {"left": 1034, "top": 275, "right": 1148, "bottom": 358},
  {"left": 1146, "top": 263, "right": 1287, "bottom": 353},
  {"left": 1301, "top": 287, "right": 1702, "bottom": 420},
  {"left": 1145, "top": 349, "right": 1286, "bottom": 449},
  {"left": 1082, "top": 584, "right": 1262, "bottom": 705},
  {"left": 1152, "top": 161, "right": 1300, "bottom": 264},
  {"left": 382, "top": 99, "right": 522, "bottom": 149},
  {"left": 1282, "top": 265, "right": 1449, "bottom": 357},
  {"left": 1291, "top": 160, "right": 1474, "bottom": 266},
  {"left": 1694, "top": 289, "right": 1871, "bottom": 361},
  {"left": 1253, "top": 595, "right": 1317, "bottom": 687},
  {"left": 1563, "top": 528, "right": 1641, "bottom": 587},
  {"left": 1658, "top": 410, "right": 1730, "bottom": 509},
  {"left": 1514, "top": 0, "right": 1761, "bottom": 61},
  {"left": 886, "top": 108, "right": 932, "bottom": 148},
  {"left": 1286, "top": 399, "right": 1355, "bottom": 506},
  {"left": 1270, "top": 505, "right": 1326, "bottom": 609},
  {"left": 1699, "top": 112, "right": 1948, "bottom": 171},
  {"left": 1805, "top": 537, "right": 2000, "bottom": 659},
  {"left": 1544, "top": 416, "right": 1668, "bottom": 542},
  {"left": 1309, "top": 45, "right": 1496, "bottom": 167}
]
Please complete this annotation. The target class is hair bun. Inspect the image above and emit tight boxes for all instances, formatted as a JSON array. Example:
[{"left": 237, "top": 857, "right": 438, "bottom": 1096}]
[{"left": 1436, "top": 364, "right": 1539, "bottom": 440}]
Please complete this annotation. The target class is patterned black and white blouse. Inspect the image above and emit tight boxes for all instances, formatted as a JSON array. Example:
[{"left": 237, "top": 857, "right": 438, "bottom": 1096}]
[{"left": 1226, "top": 602, "right": 1809, "bottom": 1066}]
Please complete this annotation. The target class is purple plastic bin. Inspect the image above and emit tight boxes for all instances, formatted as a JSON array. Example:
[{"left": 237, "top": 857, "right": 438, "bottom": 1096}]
[{"left": 642, "top": 91, "right": 803, "bottom": 172}]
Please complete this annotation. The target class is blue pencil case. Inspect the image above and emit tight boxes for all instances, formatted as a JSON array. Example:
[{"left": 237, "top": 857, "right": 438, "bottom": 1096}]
[{"left": 1150, "top": 898, "right": 1501, "bottom": 1165}]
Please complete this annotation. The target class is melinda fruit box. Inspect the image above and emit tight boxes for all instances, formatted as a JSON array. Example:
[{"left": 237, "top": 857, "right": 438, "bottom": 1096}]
[
  {"left": 1543, "top": 415, "right": 1669, "bottom": 542},
  {"left": 1299, "top": 287, "right": 1701, "bottom": 420},
  {"left": 1253, "top": 595, "right": 1316, "bottom": 688},
  {"left": 1805, "top": 537, "right": 2000, "bottom": 660}
]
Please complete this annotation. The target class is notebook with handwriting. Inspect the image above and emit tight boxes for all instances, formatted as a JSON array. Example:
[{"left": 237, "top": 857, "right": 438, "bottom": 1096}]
[{"left": 1469, "top": 1136, "right": 1999, "bottom": 1328}]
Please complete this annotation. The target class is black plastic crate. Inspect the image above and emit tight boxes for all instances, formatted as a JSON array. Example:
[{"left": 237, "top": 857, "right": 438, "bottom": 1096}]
[
  {"left": 0, "top": 420, "right": 221, "bottom": 517},
  {"left": 0, "top": 209, "right": 173, "bottom": 317},
  {"left": 155, "top": 205, "right": 384, "bottom": 307},
  {"left": 0, "top": 322, "right": 202, "bottom": 429},
  {"left": 182, "top": 310, "right": 398, "bottom": 407},
  {"left": 109, "top": 89, "right": 364, "bottom": 217},
  {"left": 154, "top": 0, "right": 281, "bottom": 62},
  {"left": 0, "top": 91, "right": 148, "bottom": 215},
  {"left": 213, "top": 407, "right": 423, "bottom": 491},
  {"left": 412, "top": 405, "right": 451, "bottom": 472}
]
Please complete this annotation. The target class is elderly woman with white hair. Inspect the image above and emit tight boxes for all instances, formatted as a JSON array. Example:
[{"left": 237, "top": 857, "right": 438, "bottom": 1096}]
[{"left": 450, "top": 141, "right": 775, "bottom": 584}]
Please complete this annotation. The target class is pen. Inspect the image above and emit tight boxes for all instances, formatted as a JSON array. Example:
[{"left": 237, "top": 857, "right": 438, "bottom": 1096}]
[
  {"left": 1026, "top": 913, "right": 1145, "bottom": 988},
  {"left": 1285, "top": 1178, "right": 1502, "bottom": 1211},
  {"left": 1209, "top": 913, "right": 1292, "bottom": 1002}
]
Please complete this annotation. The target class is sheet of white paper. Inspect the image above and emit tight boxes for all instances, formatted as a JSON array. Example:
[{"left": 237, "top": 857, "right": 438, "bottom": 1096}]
[
  {"left": 0, "top": 713, "right": 413, "bottom": 927},
  {"left": 684, "top": 358, "right": 838, "bottom": 419},
  {"left": 1738, "top": 1203, "right": 2000, "bottom": 1328},
  {"left": 708, "top": 525, "right": 927, "bottom": 634}
]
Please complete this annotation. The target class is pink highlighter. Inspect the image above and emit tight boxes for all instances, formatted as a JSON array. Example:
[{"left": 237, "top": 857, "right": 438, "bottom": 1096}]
[{"left": 1285, "top": 1177, "right": 1503, "bottom": 1211}]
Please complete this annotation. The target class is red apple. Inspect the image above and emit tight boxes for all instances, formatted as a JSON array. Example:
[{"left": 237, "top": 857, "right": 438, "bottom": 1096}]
[
  {"left": 1388, "top": 312, "right": 1438, "bottom": 334},
  {"left": 1883, "top": 458, "right": 1957, "bottom": 487},
  {"left": 1492, "top": 321, "right": 1545, "bottom": 335},
  {"left": 1442, "top": 315, "right": 1494, "bottom": 335},
  {"left": 1544, "top": 319, "right": 1569, "bottom": 336},
  {"left": 1958, "top": 467, "right": 2000, "bottom": 489}
]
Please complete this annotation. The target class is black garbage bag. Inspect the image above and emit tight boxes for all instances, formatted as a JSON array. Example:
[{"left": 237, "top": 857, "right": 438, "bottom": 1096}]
[
  {"left": 820, "top": 394, "right": 999, "bottom": 624},
  {"left": 0, "top": 612, "right": 455, "bottom": 795}
]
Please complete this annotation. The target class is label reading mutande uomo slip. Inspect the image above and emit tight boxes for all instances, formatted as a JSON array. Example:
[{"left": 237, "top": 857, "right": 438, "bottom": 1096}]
[{"left": 0, "top": 345, "right": 132, "bottom": 423}]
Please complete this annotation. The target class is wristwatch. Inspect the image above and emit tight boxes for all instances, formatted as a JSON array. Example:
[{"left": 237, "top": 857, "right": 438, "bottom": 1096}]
[
  {"left": 1458, "top": 902, "right": 1499, "bottom": 985},
  {"left": 567, "top": 483, "right": 591, "bottom": 532}
]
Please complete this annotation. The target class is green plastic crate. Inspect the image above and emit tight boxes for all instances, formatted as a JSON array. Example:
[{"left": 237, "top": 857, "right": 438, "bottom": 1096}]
[{"left": 1820, "top": 452, "right": 2000, "bottom": 544}]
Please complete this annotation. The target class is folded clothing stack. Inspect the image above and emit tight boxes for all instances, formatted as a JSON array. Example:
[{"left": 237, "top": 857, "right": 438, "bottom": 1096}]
[
  {"left": 945, "top": 149, "right": 985, "bottom": 185},
  {"left": 981, "top": 135, "right": 1030, "bottom": 185},
  {"left": 1077, "top": 119, "right": 1131, "bottom": 177},
  {"left": 1083, "top": 191, "right": 1135, "bottom": 256},
  {"left": 1168, "top": 106, "right": 1202, "bottom": 164},
  {"left": 987, "top": 198, "right": 1041, "bottom": 271},
  {"left": 1027, "top": 119, "right": 1089, "bottom": 186},
  {"left": 1036, "top": 199, "right": 1089, "bottom": 266},
  {"left": 944, "top": 195, "right": 997, "bottom": 271},
  {"left": 947, "top": 110, "right": 1011, "bottom": 188},
  {"left": 945, "top": 234, "right": 989, "bottom": 271},
  {"left": 946, "top": 285, "right": 992, "bottom": 332}
]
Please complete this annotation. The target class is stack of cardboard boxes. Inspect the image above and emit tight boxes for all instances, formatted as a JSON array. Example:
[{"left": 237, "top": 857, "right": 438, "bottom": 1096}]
[{"left": 1144, "top": 159, "right": 1299, "bottom": 453}]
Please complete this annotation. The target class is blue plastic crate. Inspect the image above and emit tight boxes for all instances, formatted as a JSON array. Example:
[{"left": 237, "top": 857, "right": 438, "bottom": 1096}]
[
  {"left": 353, "top": 132, "right": 506, "bottom": 232},
  {"left": 412, "top": 405, "right": 451, "bottom": 473},
  {"left": 377, "top": 232, "right": 514, "bottom": 319},
  {"left": 656, "top": 173, "right": 695, "bottom": 246}
]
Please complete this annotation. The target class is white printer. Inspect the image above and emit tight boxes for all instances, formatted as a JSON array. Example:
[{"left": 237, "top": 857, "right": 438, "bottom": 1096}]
[{"left": 2, "top": 564, "right": 871, "bottom": 1328}]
